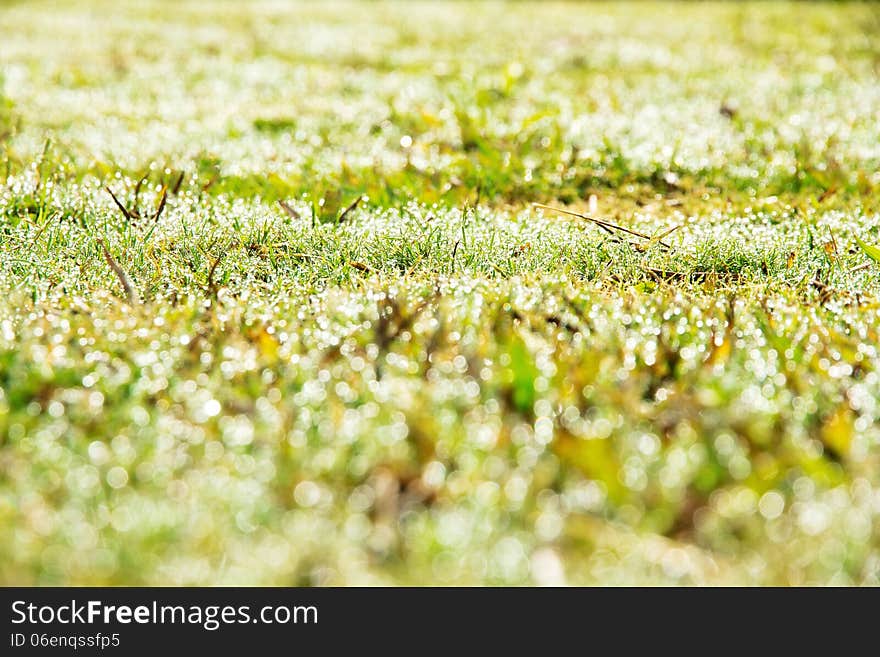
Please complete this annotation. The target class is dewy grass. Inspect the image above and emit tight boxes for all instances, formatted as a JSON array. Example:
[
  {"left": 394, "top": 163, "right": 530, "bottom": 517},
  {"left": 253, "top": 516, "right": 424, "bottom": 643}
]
[{"left": 1, "top": 0, "right": 880, "bottom": 585}]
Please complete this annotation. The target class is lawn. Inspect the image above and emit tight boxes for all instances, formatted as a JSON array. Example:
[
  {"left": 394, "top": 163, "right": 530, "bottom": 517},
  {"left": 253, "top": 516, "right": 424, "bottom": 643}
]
[{"left": 2, "top": 0, "right": 880, "bottom": 585}]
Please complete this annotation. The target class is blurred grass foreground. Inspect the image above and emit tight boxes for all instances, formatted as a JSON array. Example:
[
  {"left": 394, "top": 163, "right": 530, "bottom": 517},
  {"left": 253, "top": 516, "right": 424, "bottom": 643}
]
[{"left": 2, "top": 1, "right": 880, "bottom": 585}]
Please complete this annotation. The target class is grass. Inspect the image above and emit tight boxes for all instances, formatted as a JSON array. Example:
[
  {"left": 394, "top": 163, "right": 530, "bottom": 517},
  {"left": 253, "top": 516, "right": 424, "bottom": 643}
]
[{"left": 1, "top": 0, "right": 880, "bottom": 585}]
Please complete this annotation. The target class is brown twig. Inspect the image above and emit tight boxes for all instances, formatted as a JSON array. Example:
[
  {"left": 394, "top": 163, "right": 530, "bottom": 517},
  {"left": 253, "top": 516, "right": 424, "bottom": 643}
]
[
  {"left": 133, "top": 175, "right": 147, "bottom": 217},
  {"left": 533, "top": 203, "right": 672, "bottom": 249},
  {"left": 278, "top": 199, "right": 300, "bottom": 220},
  {"left": 171, "top": 171, "right": 185, "bottom": 195},
  {"left": 105, "top": 186, "right": 133, "bottom": 221},
  {"left": 97, "top": 239, "right": 139, "bottom": 304},
  {"left": 636, "top": 224, "right": 681, "bottom": 252},
  {"left": 337, "top": 195, "right": 363, "bottom": 223},
  {"left": 153, "top": 185, "right": 168, "bottom": 223},
  {"left": 533, "top": 203, "right": 614, "bottom": 235},
  {"left": 153, "top": 186, "right": 168, "bottom": 223},
  {"left": 206, "top": 250, "right": 226, "bottom": 299},
  {"left": 202, "top": 174, "right": 219, "bottom": 192}
]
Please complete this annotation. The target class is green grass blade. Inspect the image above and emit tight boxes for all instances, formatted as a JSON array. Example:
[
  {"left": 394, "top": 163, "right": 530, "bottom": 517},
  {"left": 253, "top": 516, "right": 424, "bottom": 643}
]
[{"left": 854, "top": 234, "right": 880, "bottom": 265}]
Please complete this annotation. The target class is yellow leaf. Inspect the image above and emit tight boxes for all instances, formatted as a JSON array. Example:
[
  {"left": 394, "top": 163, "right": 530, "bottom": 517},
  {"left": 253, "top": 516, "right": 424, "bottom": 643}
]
[
  {"left": 820, "top": 405, "right": 853, "bottom": 459},
  {"left": 249, "top": 326, "right": 278, "bottom": 361},
  {"left": 705, "top": 327, "right": 732, "bottom": 366}
]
